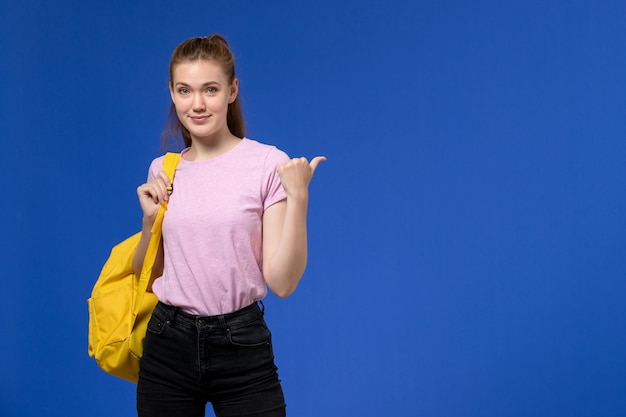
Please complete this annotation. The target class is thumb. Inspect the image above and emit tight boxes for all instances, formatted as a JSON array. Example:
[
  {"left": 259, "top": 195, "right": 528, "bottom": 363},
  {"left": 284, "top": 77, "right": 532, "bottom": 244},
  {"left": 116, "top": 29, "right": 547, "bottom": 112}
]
[{"left": 309, "top": 156, "right": 327, "bottom": 174}]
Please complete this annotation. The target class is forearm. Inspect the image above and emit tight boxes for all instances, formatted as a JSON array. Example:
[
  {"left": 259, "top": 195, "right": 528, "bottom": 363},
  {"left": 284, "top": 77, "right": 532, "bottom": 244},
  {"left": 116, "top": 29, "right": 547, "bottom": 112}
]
[
  {"left": 131, "top": 217, "right": 157, "bottom": 276},
  {"left": 265, "top": 194, "right": 309, "bottom": 298}
]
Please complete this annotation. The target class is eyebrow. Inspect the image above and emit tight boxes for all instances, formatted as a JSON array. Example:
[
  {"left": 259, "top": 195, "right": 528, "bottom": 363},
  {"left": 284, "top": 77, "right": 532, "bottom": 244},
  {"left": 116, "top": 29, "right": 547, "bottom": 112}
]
[{"left": 174, "top": 81, "right": 221, "bottom": 87}]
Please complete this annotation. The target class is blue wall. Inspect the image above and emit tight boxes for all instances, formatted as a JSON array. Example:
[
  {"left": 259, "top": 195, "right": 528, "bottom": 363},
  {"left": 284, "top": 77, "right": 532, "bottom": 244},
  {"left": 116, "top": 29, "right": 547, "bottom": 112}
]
[{"left": 2, "top": 1, "right": 625, "bottom": 416}]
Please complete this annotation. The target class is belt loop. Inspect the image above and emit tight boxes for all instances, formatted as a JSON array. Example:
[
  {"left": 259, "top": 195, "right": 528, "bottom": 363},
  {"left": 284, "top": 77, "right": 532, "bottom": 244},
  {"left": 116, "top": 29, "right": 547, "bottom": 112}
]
[
  {"left": 258, "top": 300, "right": 265, "bottom": 314},
  {"left": 170, "top": 304, "right": 179, "bottom": 325},
  {"left": 218, "top": 314, "right": 228, "bottom": 330}
]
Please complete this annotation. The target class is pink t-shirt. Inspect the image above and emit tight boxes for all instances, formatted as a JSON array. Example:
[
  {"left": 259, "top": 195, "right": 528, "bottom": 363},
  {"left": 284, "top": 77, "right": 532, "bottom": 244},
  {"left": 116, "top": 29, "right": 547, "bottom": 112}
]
[{"left": 147, "top": 138, "right": 289, "bottom": 316}]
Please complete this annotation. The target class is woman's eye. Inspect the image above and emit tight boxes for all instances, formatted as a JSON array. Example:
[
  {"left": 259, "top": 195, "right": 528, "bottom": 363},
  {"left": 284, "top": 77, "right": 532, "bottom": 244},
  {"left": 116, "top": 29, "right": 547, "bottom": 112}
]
[
  {"left": 178, "top": 88, "right": 189, "bottom": 94},
  {"left": 207, "top": 87, "right": 217, "bottom": 93}
]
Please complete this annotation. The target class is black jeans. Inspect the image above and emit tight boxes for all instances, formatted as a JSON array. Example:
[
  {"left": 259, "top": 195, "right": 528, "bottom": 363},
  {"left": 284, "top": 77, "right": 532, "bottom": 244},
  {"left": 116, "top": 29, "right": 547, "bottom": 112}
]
[{"left": 137, "top": 301, "right": 286, "bottom": 417}]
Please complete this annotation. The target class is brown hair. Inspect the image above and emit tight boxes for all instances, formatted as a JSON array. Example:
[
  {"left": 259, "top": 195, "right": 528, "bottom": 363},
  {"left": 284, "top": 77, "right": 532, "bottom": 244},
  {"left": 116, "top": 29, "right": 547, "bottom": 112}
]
[{"left": 160, "top": 34, "right": 245, "bottom": 150}]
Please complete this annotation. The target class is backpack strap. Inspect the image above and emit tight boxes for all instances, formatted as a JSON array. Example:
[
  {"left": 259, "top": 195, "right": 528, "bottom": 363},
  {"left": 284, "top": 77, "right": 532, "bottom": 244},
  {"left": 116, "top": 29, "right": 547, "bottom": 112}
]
[{"left": 134, "top": 152, "right": 181, "bottom": 315}]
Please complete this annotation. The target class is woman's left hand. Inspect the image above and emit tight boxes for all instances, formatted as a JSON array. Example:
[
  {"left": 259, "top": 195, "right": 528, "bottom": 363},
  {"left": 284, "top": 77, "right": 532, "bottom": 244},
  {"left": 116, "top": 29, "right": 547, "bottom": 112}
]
[{"left": 277, "top": 156, "right": 326, "bottom": 199}]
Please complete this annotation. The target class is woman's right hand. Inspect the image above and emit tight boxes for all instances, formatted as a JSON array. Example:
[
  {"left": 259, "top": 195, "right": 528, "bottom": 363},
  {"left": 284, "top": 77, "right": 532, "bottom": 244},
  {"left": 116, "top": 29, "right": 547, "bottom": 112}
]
[{"left": 137, "top": 170, "right": 172, "bottom": 222}]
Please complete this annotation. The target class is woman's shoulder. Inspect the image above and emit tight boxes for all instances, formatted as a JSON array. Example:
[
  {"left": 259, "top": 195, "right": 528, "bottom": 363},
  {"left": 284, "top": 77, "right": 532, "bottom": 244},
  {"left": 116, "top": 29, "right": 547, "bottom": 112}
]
[
  {"left": 148, "top": 150, "right": 185, "bottom": 169},
  {"left": 149, "top": 154, "right": 166, "bottom": 169},
  {"left": 242, "top": 137, "right": 279, "bottom": 151},
  {"left": 146, "top": 153, "right": 169, "bottom": 180},
  {"left": 242, "top": 137, "right": 289, "bottom": 161}
]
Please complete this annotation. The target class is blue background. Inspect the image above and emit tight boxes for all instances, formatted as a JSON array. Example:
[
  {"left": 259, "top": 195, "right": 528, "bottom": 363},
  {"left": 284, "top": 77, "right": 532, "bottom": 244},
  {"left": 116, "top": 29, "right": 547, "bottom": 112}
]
[{"left": 2, "top": 1, "right": 625, "bottom": 416}]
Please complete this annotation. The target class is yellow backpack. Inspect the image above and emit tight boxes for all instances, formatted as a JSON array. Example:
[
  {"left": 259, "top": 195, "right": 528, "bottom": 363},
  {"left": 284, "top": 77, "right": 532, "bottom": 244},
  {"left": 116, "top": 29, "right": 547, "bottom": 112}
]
[{"left": 87, "top": 152, "right": 180, "bottom": 383}]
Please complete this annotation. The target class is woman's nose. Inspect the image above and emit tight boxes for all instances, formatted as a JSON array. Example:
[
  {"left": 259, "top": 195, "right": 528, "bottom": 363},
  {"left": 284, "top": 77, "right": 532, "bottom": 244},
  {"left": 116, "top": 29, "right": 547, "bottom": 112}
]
[{"left": 192, "top": 94, "right": 205, "bottom": 111}]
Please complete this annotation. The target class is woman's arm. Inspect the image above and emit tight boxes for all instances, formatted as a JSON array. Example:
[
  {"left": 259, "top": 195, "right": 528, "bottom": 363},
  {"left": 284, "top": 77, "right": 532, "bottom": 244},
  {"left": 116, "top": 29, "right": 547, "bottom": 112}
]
[
  {"left": 132, "top": 170, "right": 171, "bottom": 277},
  {"left": 132, "top": 218, "right": 165, "bottom": 280},
  {"left": 262, "top": 156, "right": 326, "bottom": 298}
]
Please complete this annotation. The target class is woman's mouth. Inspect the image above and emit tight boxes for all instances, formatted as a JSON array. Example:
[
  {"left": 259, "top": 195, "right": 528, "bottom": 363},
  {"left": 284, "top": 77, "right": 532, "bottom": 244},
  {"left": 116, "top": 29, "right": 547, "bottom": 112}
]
[{"left": 190, "top": 115, "right": 210, "bottom": 124}]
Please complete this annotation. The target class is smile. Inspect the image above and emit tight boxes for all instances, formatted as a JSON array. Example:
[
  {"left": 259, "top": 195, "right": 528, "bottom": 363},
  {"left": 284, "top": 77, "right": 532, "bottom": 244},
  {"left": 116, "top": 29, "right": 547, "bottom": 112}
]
[{"left": 190, "top": 115, "right": 211, "bottom": 123}]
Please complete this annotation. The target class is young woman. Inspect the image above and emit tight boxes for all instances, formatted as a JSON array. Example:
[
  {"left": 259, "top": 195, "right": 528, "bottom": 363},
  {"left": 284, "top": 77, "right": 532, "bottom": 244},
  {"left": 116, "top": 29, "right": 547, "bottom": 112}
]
[{"left": 132, "top": 35, "right": 325, "bottom": 417}]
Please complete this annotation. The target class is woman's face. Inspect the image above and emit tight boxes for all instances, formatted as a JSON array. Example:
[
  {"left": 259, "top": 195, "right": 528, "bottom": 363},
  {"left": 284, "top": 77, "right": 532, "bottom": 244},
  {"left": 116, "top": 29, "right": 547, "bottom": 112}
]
[{"left": 169, "top": 59, "right": 238, "bottom": 143}]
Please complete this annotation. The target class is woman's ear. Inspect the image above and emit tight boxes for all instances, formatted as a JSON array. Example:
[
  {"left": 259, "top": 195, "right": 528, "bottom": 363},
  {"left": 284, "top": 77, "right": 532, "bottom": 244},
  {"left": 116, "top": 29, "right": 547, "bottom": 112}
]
[
  {"left": 229, "top": 78, "right": 239, "bottom": 104},
  {"left": 169, "top": 81, "right": 175, "bottom": 103}
]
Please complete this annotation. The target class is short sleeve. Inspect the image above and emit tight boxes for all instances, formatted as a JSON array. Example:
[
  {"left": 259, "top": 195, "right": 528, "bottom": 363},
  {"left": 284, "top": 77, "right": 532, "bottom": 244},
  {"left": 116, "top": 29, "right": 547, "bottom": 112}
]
[{"left": 262, "top": 147, "right": 290, "bottom": 210}]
